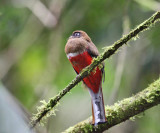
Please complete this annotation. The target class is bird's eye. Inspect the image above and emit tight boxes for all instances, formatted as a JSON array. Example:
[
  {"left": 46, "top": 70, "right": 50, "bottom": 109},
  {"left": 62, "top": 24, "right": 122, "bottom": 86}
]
[{"left": 73, "top": 32, "right": 81, "bottom": 37}]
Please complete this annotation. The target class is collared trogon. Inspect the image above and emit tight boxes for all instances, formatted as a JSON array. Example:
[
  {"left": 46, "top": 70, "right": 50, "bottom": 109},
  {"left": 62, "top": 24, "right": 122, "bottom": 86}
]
[{"left": 65, "top": 30, "right": 106, "bottom": 125}]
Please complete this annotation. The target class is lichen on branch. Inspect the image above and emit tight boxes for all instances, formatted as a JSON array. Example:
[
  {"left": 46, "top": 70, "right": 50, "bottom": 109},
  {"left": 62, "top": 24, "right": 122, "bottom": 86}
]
[
  {"left": 64, "top": 78, "right": 160, "bottom": 133},
  {"left": 31, "top": 11, "right": 160, "bottom": 128}
]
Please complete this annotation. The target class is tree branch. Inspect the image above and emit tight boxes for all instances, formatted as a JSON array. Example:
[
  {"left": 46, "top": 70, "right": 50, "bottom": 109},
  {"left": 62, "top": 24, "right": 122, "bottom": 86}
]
[
  {"left": 64, "top": 78, "right": 160, "bottom": 133},
  {"left": 31, "top": 11, "right": 160, "bottom": 128}
]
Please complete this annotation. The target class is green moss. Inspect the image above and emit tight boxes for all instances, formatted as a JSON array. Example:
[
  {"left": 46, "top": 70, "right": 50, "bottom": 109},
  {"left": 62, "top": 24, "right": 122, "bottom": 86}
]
[
  {"left": 64, "top": 78, "right": 160, "bottom": 133},
  {"left": 31, "top": 11, "right": 160, "bottom": 128}
]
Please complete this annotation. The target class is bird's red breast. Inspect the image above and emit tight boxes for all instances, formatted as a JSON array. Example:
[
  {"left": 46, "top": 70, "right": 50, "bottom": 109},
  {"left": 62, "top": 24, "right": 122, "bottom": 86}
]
[{"left": 68, "top": 51, "right": 102, "bottom": 93}]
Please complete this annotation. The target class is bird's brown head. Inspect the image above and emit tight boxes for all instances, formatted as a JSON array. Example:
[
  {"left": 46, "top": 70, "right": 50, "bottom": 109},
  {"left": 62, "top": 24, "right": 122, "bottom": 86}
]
[
  {"left": 65, "top": 30, "right": 92, "bottom": 54},
  {"left": 70, "top": 30, "right": 92, "bottom": 42}
]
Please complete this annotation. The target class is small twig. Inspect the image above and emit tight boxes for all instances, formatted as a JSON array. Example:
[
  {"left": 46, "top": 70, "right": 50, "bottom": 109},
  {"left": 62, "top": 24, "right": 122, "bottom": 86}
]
[{"left": 31, "top": 11, "right": 160, "bottom": 128}]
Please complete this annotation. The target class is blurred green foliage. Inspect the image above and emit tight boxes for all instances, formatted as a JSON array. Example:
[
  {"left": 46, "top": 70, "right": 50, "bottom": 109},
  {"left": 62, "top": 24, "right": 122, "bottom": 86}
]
[
  {"left": 0, "top": 6, "right": 28, "bottom": 50},
  {"left": 0, "top": 0, "right": 160, "bottom": 133}
]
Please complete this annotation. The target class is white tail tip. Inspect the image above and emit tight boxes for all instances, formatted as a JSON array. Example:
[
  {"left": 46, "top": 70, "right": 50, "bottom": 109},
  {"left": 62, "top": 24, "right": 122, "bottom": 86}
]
[{"left": 88, "top": 88, "right": 106, "bottom": 125}]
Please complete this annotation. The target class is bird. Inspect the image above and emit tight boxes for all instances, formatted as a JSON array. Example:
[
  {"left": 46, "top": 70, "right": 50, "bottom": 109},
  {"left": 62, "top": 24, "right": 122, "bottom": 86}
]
[{"left": 65, "top": 30, "right": 106, "bottom": 125}]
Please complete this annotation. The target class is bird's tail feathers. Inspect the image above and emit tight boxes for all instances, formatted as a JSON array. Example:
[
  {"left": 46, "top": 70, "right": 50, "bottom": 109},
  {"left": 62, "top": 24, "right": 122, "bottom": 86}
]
[{"left": 88, "top": 87, "right": 106, "bottom": 125}]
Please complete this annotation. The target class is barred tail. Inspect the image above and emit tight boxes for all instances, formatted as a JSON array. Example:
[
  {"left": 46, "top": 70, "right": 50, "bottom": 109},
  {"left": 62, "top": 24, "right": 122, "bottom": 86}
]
[{"left": 88, "top": 87, "right": 106, "bottom": 125}]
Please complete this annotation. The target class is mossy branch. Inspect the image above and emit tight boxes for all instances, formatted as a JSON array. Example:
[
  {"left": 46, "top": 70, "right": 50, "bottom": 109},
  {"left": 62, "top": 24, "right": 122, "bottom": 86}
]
[
  {"left": 31, "top": 11, "right": 160, "bottom": 127},
  {"left": 64, "top": 78, "right": 160, "bottom": 133}
]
